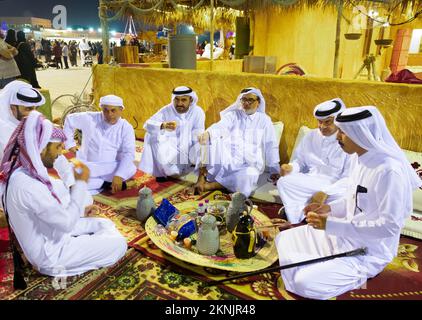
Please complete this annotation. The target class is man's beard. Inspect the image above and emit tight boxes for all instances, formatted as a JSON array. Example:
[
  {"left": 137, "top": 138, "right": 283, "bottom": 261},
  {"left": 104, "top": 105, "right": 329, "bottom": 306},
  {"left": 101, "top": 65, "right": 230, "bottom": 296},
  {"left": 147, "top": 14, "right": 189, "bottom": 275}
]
[
  {"left": 244, "top": 108, "right": 256, "bottom": 115},
  {"left": 45, "top": 161, "right": 54, "bottom": 169},
  {"left": 16, "top": 109, "right": 24, "bottom": 121},
  {"left": 42, "top": 157, "right": 55, "bottom": 169},
  {"left": 176, "top": 106, "right": 189, "bottom": 113}
]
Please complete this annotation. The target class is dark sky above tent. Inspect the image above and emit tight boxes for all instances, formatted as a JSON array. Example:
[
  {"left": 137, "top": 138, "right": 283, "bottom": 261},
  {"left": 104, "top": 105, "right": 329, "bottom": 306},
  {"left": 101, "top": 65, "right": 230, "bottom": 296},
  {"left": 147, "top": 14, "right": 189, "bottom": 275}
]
[{"left": 0, "top": 0, "right": 125, "bottom": 30}]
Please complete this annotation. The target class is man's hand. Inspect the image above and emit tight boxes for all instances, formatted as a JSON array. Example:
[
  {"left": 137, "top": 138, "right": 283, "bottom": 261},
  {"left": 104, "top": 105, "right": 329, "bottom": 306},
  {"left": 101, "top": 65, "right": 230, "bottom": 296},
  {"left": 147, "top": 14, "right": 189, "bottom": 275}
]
[
  {"left": 303, "top": 203, "right": 331, "bottom": 215},
  {"left": 111, "top": 176, "right": 124, "bottom": 194},
  {"left": 280, "top": 164, "right": 293, "bottom": 176},
  {"left": 69, "top": 146, "right": 79, "bottom": 154},
  {"left": 306, "top": 211, "right": 328, "bottom": 230},
  {"left": 84, "top": 205, "right": 99, "bottom": 216},
  {"left": 198, "top": 131, "right": 210, "bottom": 145},
  {"left": 73, "top": 161, "right": 90, "bottom": 182},
  {"left": 161, "top": 121, "right": 177, "bottom": 131}
]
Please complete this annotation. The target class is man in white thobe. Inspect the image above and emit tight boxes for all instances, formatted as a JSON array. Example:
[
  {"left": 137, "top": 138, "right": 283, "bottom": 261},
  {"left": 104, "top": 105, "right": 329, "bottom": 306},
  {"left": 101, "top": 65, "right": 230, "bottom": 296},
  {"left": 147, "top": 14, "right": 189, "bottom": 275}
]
[
  {"left": 139, "top": 86, "right": 205, "bottom": 181},
  {"left": 195, "top": 87, "right": 280, "bottom": 197},
  {"left": 63, "top": 94, "right": 136, "bottom": 195},
  {"left": 275, "top": 106, "right": 422, "bottom": 300},
  {"left": 78, "top": 39, "right": 90, "bottom": 67},
  {"left": 277, "top": 98, "right": 351, "bottom": 223},
  {"left": 0, "top": 111, "right": 127, "bottom": 283},
  {"left": 0, "top": 80, "right": 75, "bottom": 189}
]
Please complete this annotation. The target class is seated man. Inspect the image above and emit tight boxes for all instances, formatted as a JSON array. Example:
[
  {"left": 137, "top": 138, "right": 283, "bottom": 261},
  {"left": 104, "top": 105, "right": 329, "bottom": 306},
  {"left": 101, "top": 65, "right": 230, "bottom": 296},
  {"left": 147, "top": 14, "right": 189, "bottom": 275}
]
[
  {"left": 139, "top": 86, "right": 205, "bottom": 181},
  {"left": 0, "top": 111, "right": 126, "bottom": 286},
  {"left": 277, "top": 98, "right": 351, "bottom": 223},
  {"left": 63, "top": 94, "right": 136, "bottom": 194},
  {"left": 0, "top": 80, "right": 75, "bottom": 188},
  {"left": 275, "top": 106, "right": 421, "bottom": 300},
  {"left": 195, "top": 87, "right": 280, "bottom": 197}
]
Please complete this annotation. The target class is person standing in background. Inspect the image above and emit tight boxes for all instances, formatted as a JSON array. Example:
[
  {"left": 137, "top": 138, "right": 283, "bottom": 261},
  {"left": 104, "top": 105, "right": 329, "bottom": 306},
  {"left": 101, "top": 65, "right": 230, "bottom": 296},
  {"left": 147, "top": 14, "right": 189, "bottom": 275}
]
[
  {"left": 14, "top": 31, "right": 41, "bottom": 88},
  {"left": 0, "top": 30, "right": 21, "bottom": 89},
  {"left": 62, "top": 42, "right": 69, "bottom": 69}
]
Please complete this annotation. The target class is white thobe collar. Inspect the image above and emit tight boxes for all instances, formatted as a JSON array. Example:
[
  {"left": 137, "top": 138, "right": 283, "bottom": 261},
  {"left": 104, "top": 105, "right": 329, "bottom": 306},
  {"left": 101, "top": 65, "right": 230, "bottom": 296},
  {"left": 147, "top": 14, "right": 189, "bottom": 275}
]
[
  {"left": 240, "top": 110, "right": 258, "bottom": 122},
  {"left": 318, "top": 129, "right": 338, "bottom": 144},
  {"left": 173, "top": 109, "right": 188, "bottom": 121},
  {"left": 100, "top": 115, "right": 122, "bottom": 130},
  {"left": 357, "top": 150, "right": 381, "bottom": 168}
]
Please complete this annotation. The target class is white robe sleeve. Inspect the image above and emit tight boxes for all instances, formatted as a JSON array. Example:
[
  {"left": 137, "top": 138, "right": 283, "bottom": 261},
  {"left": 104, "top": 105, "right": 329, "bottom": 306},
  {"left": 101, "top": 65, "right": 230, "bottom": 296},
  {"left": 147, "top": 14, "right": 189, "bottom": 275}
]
[
  {"left": 114, "top": 123, "right": 136, "bottom": 180},
  {"left": 144, "top": 109, "right": 166, "bottom": 135},
  {"left": 327, "top": 197, "right": 348, "bottom": 218},
  {"left": 207, "top": 113, "right": 234, "bottom": 141},
  {"left": 339, "top": 154, "right": 352, "bottom": 179},
  {"left": 53, "top": 154, "right": 76, "bottom": 188},
  {"left": 326, "top": 170, "right": 404, "bottom": 240},
  {"left": 63, "top": 112, "right": 92, "bottom": 150},
  {"left": 191, "top": 108, "right": 205, "bottom": 144},
  {"left": 26, "top": 180, "right": 88, "bottom": 234},
  {"left": 264, "top": 118, "right": 280, "bottom": 174},
  {"left": 290, "top": 133, "right": 309, "bottom": 174}
]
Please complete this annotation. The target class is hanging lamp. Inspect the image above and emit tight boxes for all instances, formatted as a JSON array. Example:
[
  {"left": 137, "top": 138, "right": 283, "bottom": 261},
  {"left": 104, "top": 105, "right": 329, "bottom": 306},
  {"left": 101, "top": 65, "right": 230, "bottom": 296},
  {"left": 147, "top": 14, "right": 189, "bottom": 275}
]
[{"left": 344, "top": 7, "right": 362, "bottom": 40}]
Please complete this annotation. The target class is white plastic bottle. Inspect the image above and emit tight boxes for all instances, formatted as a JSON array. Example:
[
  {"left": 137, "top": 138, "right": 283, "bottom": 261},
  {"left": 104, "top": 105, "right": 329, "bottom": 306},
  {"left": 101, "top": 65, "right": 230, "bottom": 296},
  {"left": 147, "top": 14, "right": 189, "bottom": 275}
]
[
  {"left": 204, "top": 199, "right": 210, "bottom": 213},
  {"left": 197, "top": 202, "right": 205, "bottom": 216}
]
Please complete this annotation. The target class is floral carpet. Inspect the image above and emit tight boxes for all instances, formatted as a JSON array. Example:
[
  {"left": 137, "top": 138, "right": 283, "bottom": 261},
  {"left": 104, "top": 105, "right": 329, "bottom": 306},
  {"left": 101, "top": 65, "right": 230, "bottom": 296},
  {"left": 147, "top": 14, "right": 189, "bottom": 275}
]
[{"left": 1, "top": 166, "right": 421, "bottom": 300}]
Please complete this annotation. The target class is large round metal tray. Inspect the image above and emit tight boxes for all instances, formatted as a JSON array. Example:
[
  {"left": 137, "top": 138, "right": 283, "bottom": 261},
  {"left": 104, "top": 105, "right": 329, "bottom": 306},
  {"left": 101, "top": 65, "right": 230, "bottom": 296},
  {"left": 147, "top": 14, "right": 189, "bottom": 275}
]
[{"left": 145, "top": 200, "right": 279, "bottom": 272}]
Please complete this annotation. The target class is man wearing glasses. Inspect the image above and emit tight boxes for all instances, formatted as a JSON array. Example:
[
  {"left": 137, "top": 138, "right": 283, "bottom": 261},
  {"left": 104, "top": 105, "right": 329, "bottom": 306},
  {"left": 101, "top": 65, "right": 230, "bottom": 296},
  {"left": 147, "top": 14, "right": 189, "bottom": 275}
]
[{"left": 195, "top": 87, "right": 280, "bottom": 197}]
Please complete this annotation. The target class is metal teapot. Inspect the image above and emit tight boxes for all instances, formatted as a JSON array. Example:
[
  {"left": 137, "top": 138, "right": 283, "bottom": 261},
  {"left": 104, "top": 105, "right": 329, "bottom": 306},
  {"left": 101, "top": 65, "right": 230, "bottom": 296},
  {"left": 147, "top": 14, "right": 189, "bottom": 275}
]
[
  {"left": 196, "top": 214, "right": 220, "bottom": 256},
  {"left": 232, "top": 211, "right": 257, "bottom": 259},
  {"left": 136, "top": 186, "right": 156, "bottom": 223},
  {"left": 225, "top": 192, "right": 253, "bottom": 233}
]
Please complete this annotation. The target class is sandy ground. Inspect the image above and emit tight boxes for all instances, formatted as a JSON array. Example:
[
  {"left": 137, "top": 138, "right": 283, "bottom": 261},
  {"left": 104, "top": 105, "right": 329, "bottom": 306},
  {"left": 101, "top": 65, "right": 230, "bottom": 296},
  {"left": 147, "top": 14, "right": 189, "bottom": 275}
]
[{"left": 35, "top": 61, "right": 93, "bottom": 119}]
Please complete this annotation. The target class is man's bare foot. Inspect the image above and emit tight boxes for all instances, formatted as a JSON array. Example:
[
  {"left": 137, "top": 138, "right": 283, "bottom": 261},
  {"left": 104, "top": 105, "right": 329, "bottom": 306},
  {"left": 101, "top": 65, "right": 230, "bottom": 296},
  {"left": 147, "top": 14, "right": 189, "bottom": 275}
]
[
  {"left": 194, "top": 175, "right": 206, "bottom": 195},
  {"left": 202, "top": 181, "right": 224, "bottom": 192}
]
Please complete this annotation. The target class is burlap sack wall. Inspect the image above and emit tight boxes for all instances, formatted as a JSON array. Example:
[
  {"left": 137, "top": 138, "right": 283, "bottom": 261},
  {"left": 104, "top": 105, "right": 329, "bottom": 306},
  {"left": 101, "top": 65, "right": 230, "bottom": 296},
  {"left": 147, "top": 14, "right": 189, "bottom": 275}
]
[{"left": 93, "top": 65, "right": 422, "bottom": 163}]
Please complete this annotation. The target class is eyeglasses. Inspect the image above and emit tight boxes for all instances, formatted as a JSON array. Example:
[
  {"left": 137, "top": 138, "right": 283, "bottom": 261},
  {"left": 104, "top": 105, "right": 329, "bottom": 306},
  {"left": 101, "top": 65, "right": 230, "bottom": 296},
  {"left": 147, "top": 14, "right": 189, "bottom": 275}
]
[{"left": 240, "top": 98, "right": 258, "bottom": 104}]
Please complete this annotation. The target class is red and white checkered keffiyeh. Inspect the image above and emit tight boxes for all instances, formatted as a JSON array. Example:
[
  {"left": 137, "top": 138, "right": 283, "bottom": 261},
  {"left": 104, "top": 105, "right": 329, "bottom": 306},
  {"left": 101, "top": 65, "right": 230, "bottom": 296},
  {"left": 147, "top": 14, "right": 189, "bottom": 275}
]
[{"left": 0, "top": 111, "right": 66, "bottom": 204}]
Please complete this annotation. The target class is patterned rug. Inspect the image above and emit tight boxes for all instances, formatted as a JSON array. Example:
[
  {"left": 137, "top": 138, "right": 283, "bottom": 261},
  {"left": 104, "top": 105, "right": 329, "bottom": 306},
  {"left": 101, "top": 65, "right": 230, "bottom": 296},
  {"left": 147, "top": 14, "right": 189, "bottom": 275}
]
[
  {"left": 1, "top": 235, "right": 420, "bottom": 300},
  {"left": 1, "top": 184, "right": 421, "bottom": 300},
  {"left": 1, "top": 144, "right": 422, "bottom": 299}
]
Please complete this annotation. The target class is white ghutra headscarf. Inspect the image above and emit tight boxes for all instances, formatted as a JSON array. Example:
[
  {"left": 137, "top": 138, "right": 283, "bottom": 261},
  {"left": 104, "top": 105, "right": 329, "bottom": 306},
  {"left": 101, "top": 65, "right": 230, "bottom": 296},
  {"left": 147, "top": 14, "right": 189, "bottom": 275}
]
[
  {"left": 220, "top": 87, "right": 266, "bottom": 117},
  {"left": 313, "top": 98, "right": 346, "bottom": 120},
  {"left": 168, "top": 86, "right": 199, "bottom": 117},
  {"left": 0, "top": 80, "right": 45, "bottom": 126},
  {"left": 335, "top": 106, "right": 422, "bottom": 218}
]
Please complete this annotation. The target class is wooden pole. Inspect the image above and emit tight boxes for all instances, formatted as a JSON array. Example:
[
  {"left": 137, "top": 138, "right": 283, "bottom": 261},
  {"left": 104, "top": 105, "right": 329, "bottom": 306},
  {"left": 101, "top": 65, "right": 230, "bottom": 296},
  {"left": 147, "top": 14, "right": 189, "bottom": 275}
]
[
  {"left": 99, "top": 0, "right": 110, "bottom": 63},
  {"left": 210, "top": 0, "right": 214, "bottom": 71},
  {"left": 333, "top": 0, "right": 344, "bottom": 78}
]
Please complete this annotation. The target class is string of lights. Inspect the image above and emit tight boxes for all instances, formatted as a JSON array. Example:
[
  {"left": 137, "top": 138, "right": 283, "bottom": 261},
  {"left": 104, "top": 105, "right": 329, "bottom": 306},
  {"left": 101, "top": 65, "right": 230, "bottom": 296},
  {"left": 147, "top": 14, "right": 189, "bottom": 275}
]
[{"left": 347, "top": 0, "right": 422, "bottom": 26}]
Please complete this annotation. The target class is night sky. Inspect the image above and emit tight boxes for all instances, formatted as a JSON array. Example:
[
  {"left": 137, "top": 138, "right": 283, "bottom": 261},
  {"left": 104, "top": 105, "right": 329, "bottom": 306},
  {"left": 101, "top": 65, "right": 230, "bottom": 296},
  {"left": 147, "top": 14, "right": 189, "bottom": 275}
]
[{"left": 0, "top": 0, "right": 124, "bottom": 30}]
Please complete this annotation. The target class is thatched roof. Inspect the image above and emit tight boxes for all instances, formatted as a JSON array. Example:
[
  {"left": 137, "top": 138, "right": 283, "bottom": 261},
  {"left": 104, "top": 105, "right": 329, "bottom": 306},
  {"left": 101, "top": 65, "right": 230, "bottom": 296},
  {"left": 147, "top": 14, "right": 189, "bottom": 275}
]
[{"left": 99, "top": 0, "right": 421, "bottom": 30}]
